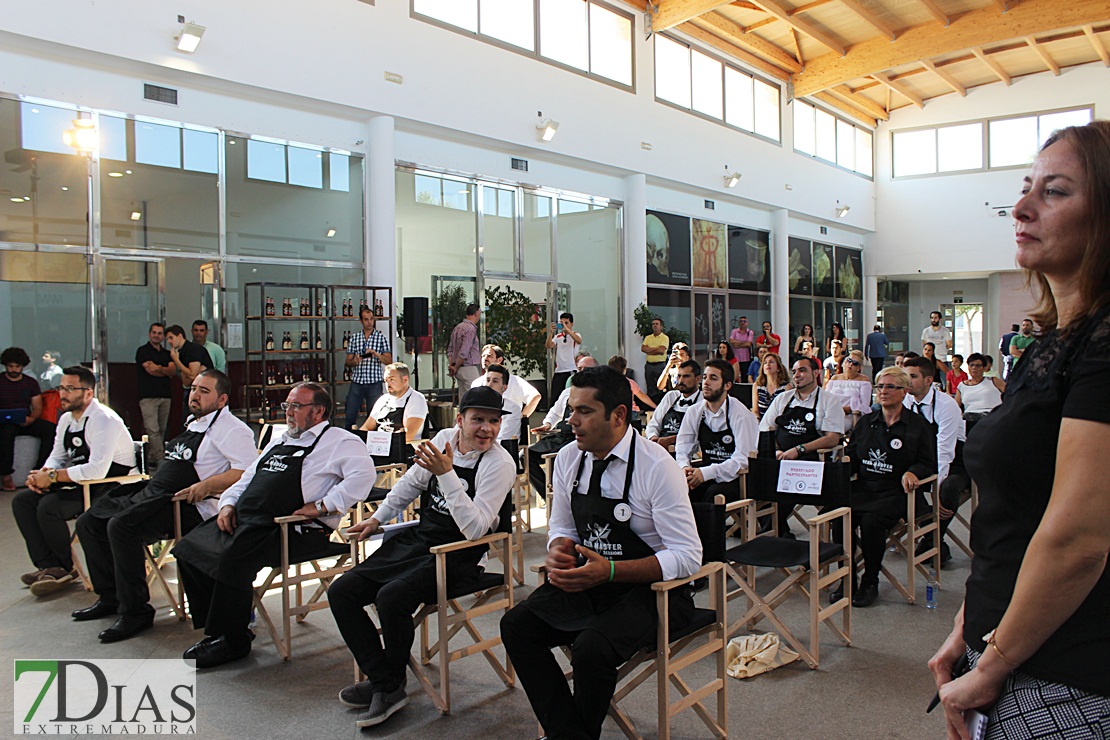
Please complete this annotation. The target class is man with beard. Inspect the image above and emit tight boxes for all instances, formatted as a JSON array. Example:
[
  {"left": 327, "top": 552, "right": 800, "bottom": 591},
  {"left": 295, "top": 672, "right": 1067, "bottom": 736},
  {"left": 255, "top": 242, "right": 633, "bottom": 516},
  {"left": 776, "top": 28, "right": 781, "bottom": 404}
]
[
  {"left": 172, "top": 383, "right": 374, "bottom": 668},
  {"left": 72, "top": 370, "right": 256, "bottom": 642},
  {"left": 921, "top": 310, "right": 953, "bottom": 356},
  {"left": 644, "top": 359, "right": 701, "bottom": 453},
  {"left": 675, "top": 359, "right": 758, "bottom": 504},
  {"left": 472, "top": 344, "right": 542, "bottom": 431},
  {"left": 330, "top": 386, "right": 516, "bottom": 729},
  {"left": 15, "top": 366, "right": 136, "bottom": 595},
  {"left": 0, "top": 346, "right": 55, "bottom": 491}
]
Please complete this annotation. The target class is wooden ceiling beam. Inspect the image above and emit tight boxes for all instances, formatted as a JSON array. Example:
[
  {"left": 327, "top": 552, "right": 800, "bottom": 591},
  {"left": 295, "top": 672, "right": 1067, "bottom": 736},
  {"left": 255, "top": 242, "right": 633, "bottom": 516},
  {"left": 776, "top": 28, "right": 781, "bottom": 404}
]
[
  {"left": 990, "top": 0, "right": 1009, "bottom": 12},
  {"left": 747, "top": 0, "right": 847, "bottom": 56},
  {"left": 971, "top": 46, "right": 1012, "bottom": 85},
  {"left": 744, "top": 17, "right": 779, "bottom": 32},
  {"left": 838, "top": 0, "right": 898, "bottom": 41},
  {"left": 1025, "top": 36, "right": 1061, "bottom": 75},
  {"left": 828, "top": 84, "right": 890, "bottom": 119},
  {"left": 676, "top": 22, "right": 792, "bottom": 80},
  {"left": 651, "top": 0, "right": 736, "bottom": 32},
  {"left": 812, "top": 91, "right": 878, "bottom": 127},
  {"left": 920, "top": 59, "right": 966, "bottom": 96},
  {"left": 1082, "top": 25, "right": 1110, "bottom": 66},
  {"left": 691, "top": 12, "right": 804, "bottom": 72},
  {"left": 790, "top": 0, "right": 837, "bottom": 15},
  {"left": 790, "top": 28, "right": 804, "bottom": 64},
  {"left": 792, "top": 0, "right": 1110, "bottom": 97},
  {"left": 730, "top": 1, "right": 762, "bottom": 9},
  {"left": 870, "top": 71, "right": 924, "bottom": 108},
  {"left": 915, "top": 0, "right": 950, "bottom": 27}
]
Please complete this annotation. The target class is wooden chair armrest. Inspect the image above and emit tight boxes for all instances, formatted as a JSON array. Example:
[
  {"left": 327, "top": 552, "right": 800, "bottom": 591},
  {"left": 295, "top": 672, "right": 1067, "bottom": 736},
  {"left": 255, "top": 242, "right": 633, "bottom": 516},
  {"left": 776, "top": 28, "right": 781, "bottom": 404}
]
[
  {"left": 429, "top": 531, "right": 509, "bottom": 555},
  {"left": 82, "top": 474, "right": 148, "bottom": 487},
  {"left": 917, "top": 474, "right": 938, "bottom": 485},
  {"left": 406, "top": 439, "right": 429, "bottom": 447},
  {"left": 725, "top": 498, "right": 755, "bottom": 514},
  {"left": 531, "top": 564, "right": 547, "bottom": 574},
  {"left": 273, "top": 514, "right": 314, "bottom": 525},
  {"left": 375, "top": 463, "right": 407, "bottom": 474},
  {"left": 541, "top": 452, "right": 558, "bottom": 461},
  {"left": 651, "top": 561, "right": 722, "bottom": 592},
  {"left": 806, "top": 505, "right": 851, "bottom": 526}
]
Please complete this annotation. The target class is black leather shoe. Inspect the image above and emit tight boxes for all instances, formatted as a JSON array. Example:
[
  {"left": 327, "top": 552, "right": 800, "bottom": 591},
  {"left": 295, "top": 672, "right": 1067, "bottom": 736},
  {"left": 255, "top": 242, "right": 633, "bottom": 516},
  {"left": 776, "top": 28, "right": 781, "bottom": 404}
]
[
  {"left": 186, "top": 636, "right": 252, "bottom": 669},
  {"left": 852, "top": 582, "right": 879, "bottom": 608},
  {"left": 72, "top": 599, "right": 119, "bottom": 621},
  {"left": 99, "top": 614, "right": 154, "bottom": 642},
  {"left": 828, "top": 585, "right": 844, "bottom": 605},
  {"left": 182, "top": 636, "right": 218, "bottom": 661}
]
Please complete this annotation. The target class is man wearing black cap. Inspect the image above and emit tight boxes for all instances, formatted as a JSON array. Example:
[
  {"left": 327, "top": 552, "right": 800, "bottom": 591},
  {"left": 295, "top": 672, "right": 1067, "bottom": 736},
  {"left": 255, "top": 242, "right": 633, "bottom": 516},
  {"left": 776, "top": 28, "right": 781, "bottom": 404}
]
[{"left": 329, "top": 385, "right": 517, "bottom": 729}]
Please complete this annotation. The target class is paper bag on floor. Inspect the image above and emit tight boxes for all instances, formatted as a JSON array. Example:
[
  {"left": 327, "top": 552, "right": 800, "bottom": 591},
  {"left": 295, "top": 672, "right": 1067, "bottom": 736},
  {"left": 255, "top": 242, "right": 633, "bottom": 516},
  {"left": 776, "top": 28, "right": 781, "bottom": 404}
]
[{"left": 726, "top": 633, "right": 799, "bottom": 679}]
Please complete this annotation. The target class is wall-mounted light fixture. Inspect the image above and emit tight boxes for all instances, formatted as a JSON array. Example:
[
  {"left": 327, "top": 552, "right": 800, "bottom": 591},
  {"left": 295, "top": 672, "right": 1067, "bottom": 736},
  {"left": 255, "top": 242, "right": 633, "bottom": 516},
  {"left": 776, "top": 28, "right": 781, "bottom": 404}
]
[
  {"left": 62, "top": 118, "right": 98, "bottom": 155},
  {"left": 835, "top": 203, "right": 851, "bottom": 218},
  {"left": 130, "top": 211, "right": 142, "bottom": 221},
  {"left": 536, "top": 118, "right": 559, "bottom": 142},
  {"left": 723, "top": 171, "right": 741, "bottom": 188},
  {"left": 326, "top": 228, "right": 337, "bottom": 238},
  {"left": 175, "top": 21, "right": 206, "bottom": 53}
]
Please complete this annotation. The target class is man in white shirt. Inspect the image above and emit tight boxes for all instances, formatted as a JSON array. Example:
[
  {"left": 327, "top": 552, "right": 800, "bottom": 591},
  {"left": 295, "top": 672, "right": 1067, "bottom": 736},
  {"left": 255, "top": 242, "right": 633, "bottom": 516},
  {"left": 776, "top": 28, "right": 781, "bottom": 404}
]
[
  {"left": 15, "top": 365, "right": 137, "bottom": 596},
  {"left": 921, "top": 311, "right": 953, "bottom": 356},
  {"left": 483, "top": 364, "right": 523, "bottom": 444},
  {"left": 527, "top": 355, "right": 598, "bottom": 498},
  {"left": 472, "top": 344, "right": 541, "bottom": 435},
  {"left": 330, "top": 386, "right": 516, "bottom": 729},
  {"left": 73, "top": 369, "right": 256, "bottom": 642},
  {"left": 360, "top": 363, "right": 428, "bottom": 442},
  {"left": 501, "top": 366, "right": 702, "bottom": 740},
  {"left": 172, "top": 383, "right": 375, "bottom": 669},
  {"left": 676, "top": 359, "right": 759, "bottom": 504},
  {"left": 645, "top": 359, "right": 701, "bottom": 452},
  {"left": 545, "top": 312, "right": 582, "bottom": 400}
]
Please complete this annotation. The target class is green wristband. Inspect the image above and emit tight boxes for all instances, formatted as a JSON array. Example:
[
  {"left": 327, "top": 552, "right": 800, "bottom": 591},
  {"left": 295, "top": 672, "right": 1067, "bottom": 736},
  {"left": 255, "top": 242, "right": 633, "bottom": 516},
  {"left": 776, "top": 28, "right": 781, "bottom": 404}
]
[{"left": 609, "top": 559, "right": 615, "bottom": 583}]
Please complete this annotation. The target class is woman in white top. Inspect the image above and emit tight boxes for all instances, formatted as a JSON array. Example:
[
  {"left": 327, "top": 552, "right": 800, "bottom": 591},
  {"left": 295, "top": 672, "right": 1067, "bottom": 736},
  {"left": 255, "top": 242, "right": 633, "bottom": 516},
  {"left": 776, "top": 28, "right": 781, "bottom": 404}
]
[
  {"left": 826, "top": 350, "right": 873, "bottom": 431},
  {"left": 955, "top": 352, "right": 1006, "bottom": 416}
]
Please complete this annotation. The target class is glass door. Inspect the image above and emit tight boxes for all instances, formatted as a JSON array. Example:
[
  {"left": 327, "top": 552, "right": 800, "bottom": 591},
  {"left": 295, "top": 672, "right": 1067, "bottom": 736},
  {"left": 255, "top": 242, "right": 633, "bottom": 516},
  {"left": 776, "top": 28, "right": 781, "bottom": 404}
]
[{"left": 481, "top": 277, "right": 553, "bottom": 386}]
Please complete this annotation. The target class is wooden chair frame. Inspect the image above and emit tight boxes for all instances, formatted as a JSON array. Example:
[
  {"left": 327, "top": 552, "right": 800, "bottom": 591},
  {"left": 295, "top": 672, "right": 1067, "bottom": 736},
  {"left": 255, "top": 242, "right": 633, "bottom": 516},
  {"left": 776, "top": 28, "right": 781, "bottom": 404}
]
[
  {"left": 946, "top": 480, "right": 978, "bottom": 559},
  {"left": 871, "top": 474, "right": 940, "bottom": 605}
]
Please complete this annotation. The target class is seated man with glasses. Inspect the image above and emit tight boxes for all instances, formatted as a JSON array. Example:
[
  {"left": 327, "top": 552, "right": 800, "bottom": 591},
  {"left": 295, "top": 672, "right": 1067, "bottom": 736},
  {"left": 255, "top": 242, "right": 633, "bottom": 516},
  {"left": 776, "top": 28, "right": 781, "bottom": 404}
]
[
  {"left": 831, "top": 367, "right": 936, "bottom": 608},
  {"left": 172, "top": 383, "right": 375, "bottom": 668},
  {"left": 14, "top": 366, "right": 137, "bottom": 596},
  {"left": 72, "top": 370, "right": 256, "bottom": 642}
]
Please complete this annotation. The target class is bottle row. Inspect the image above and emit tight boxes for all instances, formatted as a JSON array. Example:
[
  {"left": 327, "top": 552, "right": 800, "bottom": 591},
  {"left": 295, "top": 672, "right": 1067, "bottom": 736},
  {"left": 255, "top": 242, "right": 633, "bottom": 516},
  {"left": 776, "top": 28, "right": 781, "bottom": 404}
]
[
  {"left": 260, "top": 360, "right": 359, "bottom": 386},
  {"left": 264, "top": 296, "right": 385, "bottom": 318},
  {"left": 266, "top": 330, "right": 325, "bottom": 351}
]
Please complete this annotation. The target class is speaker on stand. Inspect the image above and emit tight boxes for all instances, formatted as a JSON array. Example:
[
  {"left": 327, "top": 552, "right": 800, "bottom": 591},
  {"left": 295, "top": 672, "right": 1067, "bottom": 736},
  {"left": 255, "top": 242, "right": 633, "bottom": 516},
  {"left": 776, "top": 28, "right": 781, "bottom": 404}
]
[{"left": 402, "top": 297, "right": 429, "bottom": 389}]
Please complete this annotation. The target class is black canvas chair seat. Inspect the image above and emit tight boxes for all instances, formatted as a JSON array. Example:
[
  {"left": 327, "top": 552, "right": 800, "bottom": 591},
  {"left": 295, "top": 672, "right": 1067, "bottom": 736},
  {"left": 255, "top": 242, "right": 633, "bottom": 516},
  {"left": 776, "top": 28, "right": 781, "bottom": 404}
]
[{"left": 726, "top": 538, "right": 844, "bottom": 569}]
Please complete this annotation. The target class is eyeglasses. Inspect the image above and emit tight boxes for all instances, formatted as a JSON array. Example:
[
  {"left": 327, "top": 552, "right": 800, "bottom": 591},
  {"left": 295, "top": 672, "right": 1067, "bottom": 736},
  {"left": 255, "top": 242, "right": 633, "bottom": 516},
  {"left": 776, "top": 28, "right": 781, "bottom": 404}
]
[
  {"left": 280, "top": 402, "right": 320, "bottom": 412},
  {"left": 845, "top": 359, "right": 861, "bottom": 366},
  {"left": 875, "top": 384, "right": 905, "bottom": 391},
  {"left": 59, "top": 385, "right": 91, "bottom": 393}
]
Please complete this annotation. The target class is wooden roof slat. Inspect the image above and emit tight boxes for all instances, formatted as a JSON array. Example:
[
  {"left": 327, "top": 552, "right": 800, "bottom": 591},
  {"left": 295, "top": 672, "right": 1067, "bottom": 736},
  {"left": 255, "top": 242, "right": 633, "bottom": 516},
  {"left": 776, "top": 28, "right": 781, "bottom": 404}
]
[
  {"left": 812, "top": 90, "right": 878, "bottom": 126},
  {"left": 747, "top": 0, "right": 848, "bottom": 56},
  {"left": 676, "top": 22, "right": 793, "bottom": 79},
  {"left": 870, "top": 71, "right": 925, "bottom": 107},
  {"left": 730, "top": 1, "right": 763, "bottom": 9},
  {"left": 838, "top": 0, "right": 898, "bottom": 41},
  {"left": 789, "top": 0, "right": 837, "bottom": 15},
  {"left": 790, "top": 28, "right": 804, "bottom": 63},
  {"left": 691, "top": 12, "right": 804, "bottom": 71},
  {"left": 828, "top": 84, "right": 891, "bottom": 119},
  {"left": 915, "top": 0, "right": 950, "bottom": 27},
  {"left": 971, "top": 46, "right": 1013, "bottom": 85},
  {"left": 744, "top": 17, "right": 779, "bottom": 32},
  {"left": 1082, "top": 25, "right": 1110, "bottom": 66},
  {"left": 791, "top": 0, "right": 1110, "bottom": 97},
  {"left": 652, "top": 0, "right": 736, "bottom": 32},
  {"left": 920, "top": 59, "right": 967, "bottom": 96},
  {"left": 1025, "top": 36, "right": 1061, "bottom": 75},
  {"left": 990, "top": 0, "right": 1010, "bottom": 12}
]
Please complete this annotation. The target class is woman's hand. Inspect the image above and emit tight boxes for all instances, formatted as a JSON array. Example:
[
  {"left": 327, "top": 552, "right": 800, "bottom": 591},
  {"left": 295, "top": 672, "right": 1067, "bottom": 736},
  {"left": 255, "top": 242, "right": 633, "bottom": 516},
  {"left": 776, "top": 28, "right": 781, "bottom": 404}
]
[{"left": 938, "top": 668, "right": 1004, "bottom": 740}]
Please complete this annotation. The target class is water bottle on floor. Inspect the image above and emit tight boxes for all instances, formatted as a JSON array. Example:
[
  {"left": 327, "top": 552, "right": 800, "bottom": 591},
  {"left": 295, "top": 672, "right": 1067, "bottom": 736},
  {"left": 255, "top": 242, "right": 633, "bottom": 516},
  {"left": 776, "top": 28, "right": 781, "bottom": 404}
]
[{"left": 926, "top": 578, "right": 938, "bottom": 609}]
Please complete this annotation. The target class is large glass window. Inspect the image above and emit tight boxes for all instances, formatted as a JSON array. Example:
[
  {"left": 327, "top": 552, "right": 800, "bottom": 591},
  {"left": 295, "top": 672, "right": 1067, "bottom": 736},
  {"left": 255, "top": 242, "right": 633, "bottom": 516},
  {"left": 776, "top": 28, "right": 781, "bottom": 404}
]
[
  {"left": 793, "top": 100, "right": 872, "bottom": 177},
  {"left": 0, "top": 250, "right": 93, "bottom": 368},
  {"left": 557, "top": 201, "right": 621, "bottom": 367},
  {"left": 482, "top": 185, "right": 516, "bottom": 274}
]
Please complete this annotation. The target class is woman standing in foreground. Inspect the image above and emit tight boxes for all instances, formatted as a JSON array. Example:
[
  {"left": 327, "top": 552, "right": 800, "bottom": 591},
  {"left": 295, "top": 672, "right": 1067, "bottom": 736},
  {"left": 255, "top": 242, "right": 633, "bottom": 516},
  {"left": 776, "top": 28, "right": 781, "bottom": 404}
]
[{"left": 930, "top": 121, "right": 1110, "bottom": 737}]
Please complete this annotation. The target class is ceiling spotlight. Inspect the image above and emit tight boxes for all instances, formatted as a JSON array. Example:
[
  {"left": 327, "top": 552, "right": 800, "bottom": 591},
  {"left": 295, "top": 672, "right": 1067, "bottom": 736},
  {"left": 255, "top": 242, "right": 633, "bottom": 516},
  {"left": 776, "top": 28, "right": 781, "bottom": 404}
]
[
  {"left": 10, "top": 197, "right": 26, "bottom": 203},
  {"left": 724, "top": 171, "right": 741, "bottom": 188},
  {"left": 536, "top": 118, "right": 559, "bottom": 142},
  {"left": 835, "top": 204, "right": 851, "bottom": 218},
  {"left": 62, "top": 118, "right": 98, "bottom": 155},
  {"left": 108, "top": 172, "right": 124, "bottom": 178},
  {"left": 130, "top": 211, "right": 142, "bottom": 221},
  {"left": 176, "top": 22, "right": 206, "bottom": 53},
  {"left": 326, "top": 228, "right": 337, "bottom": 238}
]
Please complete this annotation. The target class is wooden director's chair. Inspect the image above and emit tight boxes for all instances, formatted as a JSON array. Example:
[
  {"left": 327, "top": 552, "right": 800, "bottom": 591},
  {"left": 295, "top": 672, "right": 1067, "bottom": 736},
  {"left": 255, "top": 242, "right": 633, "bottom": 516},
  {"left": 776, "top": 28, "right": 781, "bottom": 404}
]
[{"left": 875, "top": 473, "right": 940, "bottom": 605}]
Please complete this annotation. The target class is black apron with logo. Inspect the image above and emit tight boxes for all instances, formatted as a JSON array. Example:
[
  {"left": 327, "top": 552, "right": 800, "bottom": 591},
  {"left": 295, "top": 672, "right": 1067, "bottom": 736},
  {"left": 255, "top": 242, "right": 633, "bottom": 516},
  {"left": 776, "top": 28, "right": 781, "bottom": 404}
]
[
  {"left": 59, "top": 419, "right": 131, "bottom": 496},
  {"left": 355, "top": 452, "right": 504, "bottom": 586},
  {"left": 774, "top": 389, "right": 824, "bottom": 461},
  {"left": 377, "top": 395, "right": 408, "bottom": 434},
  {"left": 854, "top": 417, "right": 919, "bottom": 518},
  {"left": 695, "top": 397, "right": 736, "bottom": 467},
  {"left": 86, "top": 409, "right": 221, "bottom": 534},
  {"left": 172, "top": 424, "right": 334, "bottom": 583},
  {"left": 660, "top": 392, "right": 699, "bottom": 437},
  {"left": 520, "top": 436, "right": 694, "bottom": 649}
]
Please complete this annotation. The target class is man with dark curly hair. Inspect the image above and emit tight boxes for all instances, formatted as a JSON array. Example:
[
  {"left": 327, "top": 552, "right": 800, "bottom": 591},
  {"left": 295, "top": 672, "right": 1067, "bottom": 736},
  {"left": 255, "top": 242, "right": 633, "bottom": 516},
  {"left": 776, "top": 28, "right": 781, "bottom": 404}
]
[{"left": 0, "top": 346, "right": 55, "bottom": 491}]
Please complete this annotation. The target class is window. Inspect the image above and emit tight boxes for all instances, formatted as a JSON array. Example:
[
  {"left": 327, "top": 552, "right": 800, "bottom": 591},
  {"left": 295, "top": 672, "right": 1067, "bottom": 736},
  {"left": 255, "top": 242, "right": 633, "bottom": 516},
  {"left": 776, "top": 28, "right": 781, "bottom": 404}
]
[
  {"left": 793, "top": 100, "right": 873, "bottom": 177},
  {"left": 653, "top": 35, "right": 781, "bottom": 142},
  {"left": 892, "top": 106, "right": 1092, "bottom": 177},
  {"left": 415, "top": 0, "right": 633, "bottom": 87}
]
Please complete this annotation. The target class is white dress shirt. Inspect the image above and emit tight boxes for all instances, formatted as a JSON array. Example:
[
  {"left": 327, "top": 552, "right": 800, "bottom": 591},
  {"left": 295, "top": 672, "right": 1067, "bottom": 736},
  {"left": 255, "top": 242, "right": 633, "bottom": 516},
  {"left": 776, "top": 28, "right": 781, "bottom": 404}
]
[
  {"left": 496, "top": 395, "right": 523, "bottom": 441},
  {"left": 553, "top": 333, "right": 579, "bottom": 373},
  {"left": 372, "top": 427, "right": 517, "bottom": 540},
  {"left": 179, "top": 408, "right": 259, "bottom": 520},
  {"left": 473, "top": 373, "right": 541, "bottom": 412},
  {"left": 45, "top": 399, "right": 137, "bottom": 483},
  {"left": 675, "top": 396, "right": 759, "bottom": 483},
  {"left": 368, "top": 387, "right": 429, "bottom": 430},
  {"left": 542, "top": 387, "right": 572, "bottom": 428},
  {"left": 548, "top": 426, "right": 702, "bottom": 581},
  {"left": 218, "top": 421, "right": 376, "bottom": 526},
  {"left": 644, "top": 389, "right": 700, "bottom": 439},
  {"left": 904, "top": 386, "right": 963, "bottom": 484},
  {"left": 758, "top": 387, "right": 844, "bottom": 435}
]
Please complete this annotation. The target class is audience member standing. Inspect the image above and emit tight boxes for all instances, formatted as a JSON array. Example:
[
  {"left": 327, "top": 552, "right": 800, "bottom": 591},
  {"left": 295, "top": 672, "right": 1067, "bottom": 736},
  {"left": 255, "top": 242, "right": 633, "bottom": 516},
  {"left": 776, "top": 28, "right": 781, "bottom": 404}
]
[
  {"left": 640, "top": 317, "right": 669, "bottom": 403},
  {"left": 39, "top": 350, "right": 63, "bottom": 389},
  {"left": 0, "top": 347, "right": 55, "bottom": 490},
  {"left": 1008, "top": 318, "right": 1036, "bottom": 369},
  {"left": 755, "top": 320, "right": 781, "bottom": 355},
  {"left": 136, "top": 323, "right": 174, "bottom": 468},
  {"left": 728, "top": 315, "right": 755, "bottom": 365},
  {"left": 166, "top": 324, "right": 212, "bottom": 389},
  {"left": 447, "top": 303, "right": 482, "bottom": 396},
  {"left": 346, "top": 306, "right": 393, "bottom": 430},
  {"left": 921, "top": 311, "right": 953, "bottom": 356},
  {"left": 793, "top": 323, "right": 817, "bottom": 360},
  {"left": 192, "top": 320, "right": 226, "bottom": 373},
  {"left": 864, "top": 324, "right": 889, "bottom": 383},
  {"left": 545, "top": 312, "right": 581, "bottom": 401},
  {"left": 826, "top": 322, "right": 846, "bottom": 358},
  {"left": 998, "top": 323, "right": 1020, "bottom": 379}
]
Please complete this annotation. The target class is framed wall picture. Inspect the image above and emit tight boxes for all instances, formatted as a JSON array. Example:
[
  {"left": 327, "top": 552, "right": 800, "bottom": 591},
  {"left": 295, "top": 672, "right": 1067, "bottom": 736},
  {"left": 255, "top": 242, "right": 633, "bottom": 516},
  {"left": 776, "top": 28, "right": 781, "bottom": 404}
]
[
  {"left": 813, "top": 242, "right": 834, "bottom": 297},
  {"left": 836, "top": 246, "right": 862, "bottom": 300},
  {"left": 646, "top": 210, "right": 692, "bottom": 286},
  {"left": 691, "top": 218, "right": 727, "bottom": 289},
  {"left": 787, "top": 237, "right": 812, "bottom": 296},
  {"left": 728, "top": 226, "right": 771, "bottom": 293}
]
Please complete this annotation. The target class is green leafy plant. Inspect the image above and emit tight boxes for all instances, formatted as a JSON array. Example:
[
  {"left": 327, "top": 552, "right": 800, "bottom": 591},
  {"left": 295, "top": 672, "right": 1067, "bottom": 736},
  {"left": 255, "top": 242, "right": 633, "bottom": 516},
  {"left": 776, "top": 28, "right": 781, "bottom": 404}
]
[
  {"left": 635, "top": 301, "right": 690, "bottom": 347},
  {"left": 432, "top": 284, "right": 470, "bottom": 359},
  {"left": 484, "top": 284, "right": 546, "bottom": 378}
]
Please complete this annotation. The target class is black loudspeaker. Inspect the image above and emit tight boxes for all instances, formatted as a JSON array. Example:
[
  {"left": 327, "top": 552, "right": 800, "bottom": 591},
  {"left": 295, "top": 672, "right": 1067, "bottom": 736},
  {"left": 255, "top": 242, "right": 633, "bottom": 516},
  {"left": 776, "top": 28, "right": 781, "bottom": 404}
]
[{"left": 402, "top": 297, "right": 429, "bottom": 337}]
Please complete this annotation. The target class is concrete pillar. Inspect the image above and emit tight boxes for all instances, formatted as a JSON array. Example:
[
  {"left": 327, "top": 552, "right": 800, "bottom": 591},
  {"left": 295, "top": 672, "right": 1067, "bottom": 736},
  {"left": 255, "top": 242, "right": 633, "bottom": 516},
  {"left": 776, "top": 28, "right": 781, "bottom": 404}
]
[
  {"left": 366, "top": 115, "right": 396, "bottom": 326},
  {"left": 771, "top": 208, "right": 789, "bottom": 340},
  {"left": 624, "top": 173, "right": 647, "bottom": 363}
]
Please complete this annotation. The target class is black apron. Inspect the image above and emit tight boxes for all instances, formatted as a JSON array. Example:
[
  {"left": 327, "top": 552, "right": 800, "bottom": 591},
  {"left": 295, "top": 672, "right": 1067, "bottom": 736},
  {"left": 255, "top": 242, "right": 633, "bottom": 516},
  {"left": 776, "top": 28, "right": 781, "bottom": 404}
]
[
  {"left": 695, "top": 397, "right": 736, "bottom": 467},
  {"left": 376, "top": 394, "right": 408, "bottom": 434},
  {"left": 520, "top": 436, "right": 694, "bottom": 646},
  {"left": 854, "top": 418, "right": 920, "bottom": 516},
  {"left": 172, "top": 424, "right": 335, "bottom": 583},
  {"left": 774, "top": 389, "right": 824, "bottom": 461},
  {"left": 59, "top": 418, "right": 131, "bottom": 496},
  {"left": 85, "top": 409, "right": 220, "bottom": 534},
  {"left": 660, "top": 391, "right": 699, "bottom": 437},
  {"left": 354, "top": 451, "right": 502, "bottom": 585}
]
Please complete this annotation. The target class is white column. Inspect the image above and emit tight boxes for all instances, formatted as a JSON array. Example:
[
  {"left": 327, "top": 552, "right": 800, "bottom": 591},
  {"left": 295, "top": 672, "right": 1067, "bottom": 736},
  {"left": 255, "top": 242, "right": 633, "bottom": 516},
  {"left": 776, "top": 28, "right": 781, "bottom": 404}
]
[
  {"left": 864, "top": 274, "right": 879, "bottom": 331},
  {"left": 771, "top": 208, "right": 789, "bottom": 340},
  {"left": 623, "top": 173, "right": 647, "bottom": 363},
  {"left": 365, "top": 115, "right": 396, "bottom": 327}
]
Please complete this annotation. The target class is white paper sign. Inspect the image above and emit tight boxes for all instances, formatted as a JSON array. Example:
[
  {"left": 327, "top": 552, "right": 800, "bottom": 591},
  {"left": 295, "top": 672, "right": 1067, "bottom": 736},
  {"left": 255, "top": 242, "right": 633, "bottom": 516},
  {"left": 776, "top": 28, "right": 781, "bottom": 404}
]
[
  {"left": 365, "top": 431, "right": 392, "bottom": 457},
  {"left": 227, "top": 323, "right": 243, "bottom": 349},
  {"left": 776, "top": 460, "right": 825, "bottom": 495}
]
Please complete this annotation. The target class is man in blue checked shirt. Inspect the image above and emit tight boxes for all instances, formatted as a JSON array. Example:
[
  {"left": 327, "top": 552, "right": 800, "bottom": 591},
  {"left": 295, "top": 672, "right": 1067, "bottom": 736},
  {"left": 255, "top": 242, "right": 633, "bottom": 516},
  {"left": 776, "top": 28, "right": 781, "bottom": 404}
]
[{"left": 345, "top": 306, "right": 393, "bottom": 430}]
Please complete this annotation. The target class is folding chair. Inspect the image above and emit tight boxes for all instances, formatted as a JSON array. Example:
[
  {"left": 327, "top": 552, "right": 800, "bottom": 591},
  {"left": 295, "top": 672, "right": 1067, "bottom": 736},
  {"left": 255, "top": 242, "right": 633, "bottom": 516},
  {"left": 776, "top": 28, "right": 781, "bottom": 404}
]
[
  {"left": 542, "top": 496, "right": 729, "bottom": 740},
  {"left": 945, "top": 480, "right": 978, "bottom": 559},
  {"left": 257, "top": 422, "right": 287, "bottom": 453},
  {"left": 876, "top": 474, "right": 940, "bottom": 604},
  {"left": 724, "top": 456, "right": 853, "bottom": 669}
]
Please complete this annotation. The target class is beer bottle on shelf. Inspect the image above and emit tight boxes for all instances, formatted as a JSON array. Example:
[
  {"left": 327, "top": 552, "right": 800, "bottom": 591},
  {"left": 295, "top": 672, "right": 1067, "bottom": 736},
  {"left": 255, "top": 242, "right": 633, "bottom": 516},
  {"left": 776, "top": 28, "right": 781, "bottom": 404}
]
[
  {"left": 282, "top": 297, "right": 292, "bottom": 317},
  {"left": 299, "top": 331, "right": 309, "bottom": 350},
  {"left": 342, "top": 331, "right": 349, "bottom": 351},
  {"left": 316, "top": 297, "right": 324, "bottom": 316},
  {"left": 315, "top": 333, "right": 323, "bottom": 350},
  {"left": 282, "top": 331, "right": 291, "bottom": 351},
  {"left": 265, "top": 296, "right": 275, "bottom": 316},
  {"left": 265, "top": 331, "right": 274, "bottom": 351}
]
